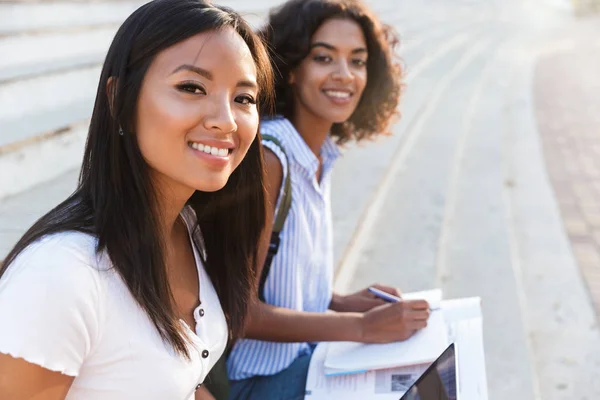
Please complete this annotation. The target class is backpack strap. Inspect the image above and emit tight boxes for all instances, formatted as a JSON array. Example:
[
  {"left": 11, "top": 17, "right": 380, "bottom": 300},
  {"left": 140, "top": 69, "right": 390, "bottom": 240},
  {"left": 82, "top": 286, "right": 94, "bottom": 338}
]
[{"left": 259, "top": 134, "right": 292, "bottom": 302}]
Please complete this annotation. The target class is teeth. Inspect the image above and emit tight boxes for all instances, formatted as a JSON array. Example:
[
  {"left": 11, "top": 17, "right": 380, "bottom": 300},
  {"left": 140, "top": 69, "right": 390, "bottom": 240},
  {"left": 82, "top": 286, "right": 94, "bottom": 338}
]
[
  {"left": 189, "top": 142, "right": 230, "bottom": 158},
  {"left": 324, "top": 90, "right": 351, "bottom": 99}
]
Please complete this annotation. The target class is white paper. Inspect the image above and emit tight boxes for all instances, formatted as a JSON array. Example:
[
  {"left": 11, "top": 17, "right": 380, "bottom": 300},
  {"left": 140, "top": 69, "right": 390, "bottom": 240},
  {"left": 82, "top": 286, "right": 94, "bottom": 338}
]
[
  {"left": 441, "top": 298, "right": 488, "bottom": 400},
  {"left": 324, "top": 309, "right": 448, "bottom": 373},
  {"left": 306, "top": 342, "right": 428, "bottom": 400},
  {"left": 442, "top": 297, "right": 482, "bottom": 323},
  {"left": 402, "top": 288, "right": 443, "bottom": 310}
]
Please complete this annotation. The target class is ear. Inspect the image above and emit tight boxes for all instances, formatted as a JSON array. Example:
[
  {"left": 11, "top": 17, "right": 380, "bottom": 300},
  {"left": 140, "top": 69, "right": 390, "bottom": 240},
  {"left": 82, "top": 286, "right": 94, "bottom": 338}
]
[
  {"left": 288, "top": 71, "right": 296, "bottom": 85},
  {"left": 106, "top": 76, "right": 117, "bottom": 117}
]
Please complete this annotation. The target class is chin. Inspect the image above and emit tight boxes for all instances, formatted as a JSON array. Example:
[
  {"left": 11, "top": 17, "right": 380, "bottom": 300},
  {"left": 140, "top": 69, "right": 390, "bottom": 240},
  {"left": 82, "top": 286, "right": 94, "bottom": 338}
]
[
  {"left": 318, "top": 109, "right": 356, "bottom": 125},
  {"left": 327, "top": 113, "right": 354, "bottom": 125},
  {"left": 193, "top": 177, "right": 229, "bottom": 193}
]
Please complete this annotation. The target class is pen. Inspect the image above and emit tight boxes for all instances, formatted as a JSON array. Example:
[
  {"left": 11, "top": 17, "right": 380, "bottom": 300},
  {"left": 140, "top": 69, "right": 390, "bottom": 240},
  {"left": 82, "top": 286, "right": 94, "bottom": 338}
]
[
  {"left": 367, "top": 287, "right": 401, "bottom": 303},
  {"left": 368, "top": 287, "right": 440, "bottom": 311}
]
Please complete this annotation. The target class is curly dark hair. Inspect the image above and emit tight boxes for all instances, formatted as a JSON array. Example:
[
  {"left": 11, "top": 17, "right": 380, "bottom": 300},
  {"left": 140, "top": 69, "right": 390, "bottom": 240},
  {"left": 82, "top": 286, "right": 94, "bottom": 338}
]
[{"left": 259, "top": 0, "right": 402, "bottom": 145}]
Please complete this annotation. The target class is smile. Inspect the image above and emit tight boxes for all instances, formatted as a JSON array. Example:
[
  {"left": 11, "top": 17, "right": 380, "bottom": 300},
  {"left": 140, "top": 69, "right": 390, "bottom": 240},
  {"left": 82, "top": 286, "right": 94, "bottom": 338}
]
[
  {"left": 188, "top": 141, "right": 232, "bottom": 158},
  {"left": 323, "top": 90, "right": 353, "bottom": 99}
]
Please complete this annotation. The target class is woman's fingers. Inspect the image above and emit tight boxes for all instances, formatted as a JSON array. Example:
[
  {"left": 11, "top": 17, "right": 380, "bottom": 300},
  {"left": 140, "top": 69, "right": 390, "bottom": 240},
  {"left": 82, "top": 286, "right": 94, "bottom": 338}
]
[
  {"left": 407, "top": 309, "right": 430, "bottom": 321},
  {"left": 405, "top": 299, "right": 430, "bottom": 311},
  {"left": 370, "top": 283, "right": 402, "bottom": 297}
]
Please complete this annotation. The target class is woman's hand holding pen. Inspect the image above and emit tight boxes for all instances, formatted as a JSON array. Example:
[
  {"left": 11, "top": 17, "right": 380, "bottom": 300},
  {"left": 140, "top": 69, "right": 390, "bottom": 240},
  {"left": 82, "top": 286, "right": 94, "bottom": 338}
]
[
  {"left": 359, "top": 299, "right": 430, "bottom": 343},
  {"left": 330, "top": 284, "right": 402, "bottom": 313}
]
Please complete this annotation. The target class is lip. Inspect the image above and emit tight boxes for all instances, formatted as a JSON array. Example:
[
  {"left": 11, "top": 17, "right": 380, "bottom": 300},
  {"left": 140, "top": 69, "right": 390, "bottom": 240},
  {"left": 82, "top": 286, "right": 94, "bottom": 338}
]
[
  {"left": 188, "top": 138, "right": 235, "bottom": 149},
  {"left": 187, "top": 138, "right": 236, "bottom": 169},
  {"left": 322, "top": 88, "right": 354, "bottom": 105},
  {"left": 188, "top": 144, "right": 231, "bottom": 168}
]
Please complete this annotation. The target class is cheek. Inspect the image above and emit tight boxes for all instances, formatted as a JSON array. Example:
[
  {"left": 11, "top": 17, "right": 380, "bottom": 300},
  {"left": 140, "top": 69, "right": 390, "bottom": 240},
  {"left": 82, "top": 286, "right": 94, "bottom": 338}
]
[
  {"left": 355, "top": 71, "right": 368, "bottom": 97},
  {"left": 135, "top": 87, "right": 197, "bottom": 167},
  {"left": 296, "top": 65, "right": 328, "bottom": 93},
  {"left": 235, "top": 111, "right": 259, "bottom": 156}
]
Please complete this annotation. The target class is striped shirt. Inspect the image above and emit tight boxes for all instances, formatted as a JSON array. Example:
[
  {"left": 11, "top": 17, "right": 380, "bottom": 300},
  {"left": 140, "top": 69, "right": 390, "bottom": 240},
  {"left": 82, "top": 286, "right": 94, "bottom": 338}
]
[{"left": 227, "top": 117, "right": 341, "bottom": 380}]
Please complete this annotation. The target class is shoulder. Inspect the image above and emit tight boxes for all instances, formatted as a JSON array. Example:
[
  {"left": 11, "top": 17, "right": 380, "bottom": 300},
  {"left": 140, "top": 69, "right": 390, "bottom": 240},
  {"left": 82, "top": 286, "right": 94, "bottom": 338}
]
[
  {"left": 260, "top": 116, "right": 288, "bottom": 136},
  {"left": 0, "top": 231, "right": 105, "bottom": 376},
  {"left": 1, "top": 231, "right": 105, "bottom": 298},
  {"left": 263, "top": 147, "right": 283, "bottom": 204}
]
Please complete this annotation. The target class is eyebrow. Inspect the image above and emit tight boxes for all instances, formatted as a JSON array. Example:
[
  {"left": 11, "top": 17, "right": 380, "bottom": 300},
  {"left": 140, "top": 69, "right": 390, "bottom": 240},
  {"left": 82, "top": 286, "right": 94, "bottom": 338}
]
[
  {"left": 171, "top": 64, "right": 258, "bottom": 90},
  {"left": 310, "top": 42, "right": 368, "bottom": 54},
  {"left": 171, "top": 64, "right": 213, "bottom": 80}
]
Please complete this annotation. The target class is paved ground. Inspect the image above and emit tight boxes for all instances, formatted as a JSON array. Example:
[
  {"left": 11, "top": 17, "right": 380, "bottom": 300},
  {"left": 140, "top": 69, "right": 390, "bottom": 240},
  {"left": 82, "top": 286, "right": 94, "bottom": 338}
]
[{"left": 534, "top": 16, "right": 600, "bottom": 315}]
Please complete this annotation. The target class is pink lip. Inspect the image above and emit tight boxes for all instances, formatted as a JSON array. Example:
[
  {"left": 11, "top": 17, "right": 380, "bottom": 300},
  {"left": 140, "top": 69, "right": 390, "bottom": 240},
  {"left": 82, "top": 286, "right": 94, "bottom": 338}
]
[
  {"left": 322, "top": 89, "right": 354, "bottom": 105},
  {"left": 188, "top": 145, "right": 231, "bottom": 168}
]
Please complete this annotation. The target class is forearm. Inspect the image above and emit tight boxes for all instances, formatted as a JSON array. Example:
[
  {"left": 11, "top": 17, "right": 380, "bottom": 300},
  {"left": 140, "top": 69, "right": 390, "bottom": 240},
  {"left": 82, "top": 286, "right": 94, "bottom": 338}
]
[{"left": 245, "top": 301, "right": 364, "bottom": 343}]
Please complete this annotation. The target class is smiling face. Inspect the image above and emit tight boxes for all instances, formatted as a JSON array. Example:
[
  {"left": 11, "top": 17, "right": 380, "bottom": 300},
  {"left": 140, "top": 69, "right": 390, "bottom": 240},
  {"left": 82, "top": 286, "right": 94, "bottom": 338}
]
[
  {"left": 290, "top": 18, "right": 368, "bottom": 126},
  {"left": 135, "top": 27, "right": 259, "bottom": 195}
]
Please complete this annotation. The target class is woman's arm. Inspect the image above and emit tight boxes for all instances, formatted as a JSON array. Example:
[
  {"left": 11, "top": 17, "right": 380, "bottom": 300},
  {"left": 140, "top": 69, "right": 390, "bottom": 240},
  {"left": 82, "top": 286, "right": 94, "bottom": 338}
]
[
  {"left": 245, "top": 149, "right": 429, "bottom": 344},
  {"left": 195, "top": 385, "right": 216, "bottom": 400},
  {"left": 246, "top": 301, "right": 364, "bottom": 342},
  {"left": 0, "top": 353, "right": 74, "bottom": 400}
]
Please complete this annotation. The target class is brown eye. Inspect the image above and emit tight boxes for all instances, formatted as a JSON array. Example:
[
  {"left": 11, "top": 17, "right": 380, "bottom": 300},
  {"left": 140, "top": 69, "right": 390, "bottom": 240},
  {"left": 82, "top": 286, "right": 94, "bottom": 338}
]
[
  {"left": 313, "top": 55, "right": 333, "bottom": 63},
  {"left": 177, "top": 82, "right": 206, "bottom": 95},
  {"left": 235, "top": 95, "right": 256, "bottom": 105}
]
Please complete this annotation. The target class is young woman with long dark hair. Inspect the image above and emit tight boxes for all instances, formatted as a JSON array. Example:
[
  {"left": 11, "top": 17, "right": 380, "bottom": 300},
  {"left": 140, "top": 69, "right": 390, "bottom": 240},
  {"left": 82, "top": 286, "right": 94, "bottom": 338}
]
[
  {"left": 226, "top": 1, "right": 430, "bottom": 399},
  {"left": 0, "top": 0, "right": 272, "bottom": 398}
]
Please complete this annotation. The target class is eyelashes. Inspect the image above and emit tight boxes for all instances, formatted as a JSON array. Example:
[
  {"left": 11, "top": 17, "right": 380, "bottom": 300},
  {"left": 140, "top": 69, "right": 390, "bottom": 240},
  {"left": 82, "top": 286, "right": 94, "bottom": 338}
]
[
  {"left": 176, "top": 82, "right": 256, "bottom": 106},
  {"left": 176, "top": 82, "right": 206, "bottom": 94},
  {"left": 313, "top": 55, "right": 367, "bottom": 67}
]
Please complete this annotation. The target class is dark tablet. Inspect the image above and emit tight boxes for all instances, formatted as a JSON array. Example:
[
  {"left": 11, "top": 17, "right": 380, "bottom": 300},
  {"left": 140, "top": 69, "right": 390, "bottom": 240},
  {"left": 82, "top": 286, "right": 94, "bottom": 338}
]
[{"left": 399, "top": 343, "right": 457, "bottom": 400}]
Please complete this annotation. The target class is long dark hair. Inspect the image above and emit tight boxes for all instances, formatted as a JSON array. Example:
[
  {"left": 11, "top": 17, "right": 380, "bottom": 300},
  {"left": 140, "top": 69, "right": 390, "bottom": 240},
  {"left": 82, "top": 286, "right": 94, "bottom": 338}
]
[
  {"left": 0, "top": 0, "right": 273, "bottom": 359},
  {"left": 260, "top": 0, "right": 402, "bottom": 145}
]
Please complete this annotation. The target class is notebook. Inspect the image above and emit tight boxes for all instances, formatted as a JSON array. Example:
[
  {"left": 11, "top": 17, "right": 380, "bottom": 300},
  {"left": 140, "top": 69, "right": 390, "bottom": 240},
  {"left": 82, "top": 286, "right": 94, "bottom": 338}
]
[{"left": 324, "top": 290, "right": 448, "bottom": 376}]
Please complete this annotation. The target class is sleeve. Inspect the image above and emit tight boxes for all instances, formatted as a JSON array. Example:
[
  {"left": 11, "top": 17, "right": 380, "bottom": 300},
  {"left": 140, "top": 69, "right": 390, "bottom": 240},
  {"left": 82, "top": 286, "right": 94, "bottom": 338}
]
[{"left": 0, "top": 234, "right": 102, "bottom": 376}]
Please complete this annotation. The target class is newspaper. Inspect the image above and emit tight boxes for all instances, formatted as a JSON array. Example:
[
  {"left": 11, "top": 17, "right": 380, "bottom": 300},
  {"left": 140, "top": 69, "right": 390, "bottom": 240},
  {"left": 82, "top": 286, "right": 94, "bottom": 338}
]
[
  {"left": 305, "top": 341, "right": 428, "bottom": 399},
  {"left": 305, "top": 297, "right": 488, "bottom": 400}
]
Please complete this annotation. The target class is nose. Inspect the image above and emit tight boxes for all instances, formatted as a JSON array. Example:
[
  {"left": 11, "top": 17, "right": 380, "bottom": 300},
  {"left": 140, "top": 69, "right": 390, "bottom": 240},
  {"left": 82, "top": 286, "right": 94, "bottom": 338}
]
[
  {"left": 203, "top": 95, "right": 237, "bottom": 134},
  {"left": 332, "top": 60, "right": 353, "bottom": 83}
]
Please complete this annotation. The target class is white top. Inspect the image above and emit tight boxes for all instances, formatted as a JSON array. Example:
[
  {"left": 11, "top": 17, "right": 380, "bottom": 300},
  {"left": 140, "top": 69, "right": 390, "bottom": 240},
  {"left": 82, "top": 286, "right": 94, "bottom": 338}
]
[
  {"left": 228, "top": 117, "right": 341, "bottom": 379},
  {"left": 0, "top": 206, "right": 227, "bottom": 400}
]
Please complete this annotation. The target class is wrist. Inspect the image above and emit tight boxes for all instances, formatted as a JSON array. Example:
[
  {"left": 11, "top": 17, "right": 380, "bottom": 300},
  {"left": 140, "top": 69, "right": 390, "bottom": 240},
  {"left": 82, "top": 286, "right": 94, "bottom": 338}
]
[
  {"left": 329, "top": 293, "right": 347, "bottom": 312},
  {"left": 342, "top": 312, "right": 365, "bottom": 342}
]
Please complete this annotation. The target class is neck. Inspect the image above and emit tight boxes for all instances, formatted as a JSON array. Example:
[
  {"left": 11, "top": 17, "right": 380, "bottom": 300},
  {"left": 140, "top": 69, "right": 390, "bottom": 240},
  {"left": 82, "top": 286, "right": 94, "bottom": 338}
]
[
  {"left": 291, "top": 106, "right": 332, "bottom": 158},
  {"left": 152, "top": 173, "right": 194, "bottom": 244}
]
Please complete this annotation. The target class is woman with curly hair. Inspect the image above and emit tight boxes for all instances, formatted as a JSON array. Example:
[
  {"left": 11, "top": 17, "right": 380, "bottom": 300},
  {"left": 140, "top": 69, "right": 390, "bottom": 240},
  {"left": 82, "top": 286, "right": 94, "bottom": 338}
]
[{"left": 225, "top": 1, "right": 431, "bottom": 399}]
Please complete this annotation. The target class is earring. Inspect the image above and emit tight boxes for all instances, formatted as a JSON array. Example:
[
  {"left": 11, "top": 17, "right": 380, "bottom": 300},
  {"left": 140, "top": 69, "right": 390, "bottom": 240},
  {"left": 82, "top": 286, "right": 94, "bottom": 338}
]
[{"left": 118, "top": 127, "right": 124, "bottom": 136}]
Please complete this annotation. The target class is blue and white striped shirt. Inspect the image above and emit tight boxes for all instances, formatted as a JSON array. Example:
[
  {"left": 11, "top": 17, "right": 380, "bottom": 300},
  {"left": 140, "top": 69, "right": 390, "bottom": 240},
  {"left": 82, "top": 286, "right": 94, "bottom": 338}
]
[{"left": 227, "top": 117, "right": 341, "bottom": 380}]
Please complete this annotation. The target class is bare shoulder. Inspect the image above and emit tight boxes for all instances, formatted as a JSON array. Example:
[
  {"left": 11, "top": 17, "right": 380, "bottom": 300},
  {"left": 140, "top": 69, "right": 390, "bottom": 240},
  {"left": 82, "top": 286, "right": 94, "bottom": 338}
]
[{"left": 263, "top": 147, "right": 283, "bottom": 206}]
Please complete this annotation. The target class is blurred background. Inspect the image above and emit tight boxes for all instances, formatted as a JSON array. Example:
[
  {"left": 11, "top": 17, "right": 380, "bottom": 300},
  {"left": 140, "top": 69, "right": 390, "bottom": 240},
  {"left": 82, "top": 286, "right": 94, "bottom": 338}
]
[{"left": 1, "top": 0, "right": 599, "bottom": 398}]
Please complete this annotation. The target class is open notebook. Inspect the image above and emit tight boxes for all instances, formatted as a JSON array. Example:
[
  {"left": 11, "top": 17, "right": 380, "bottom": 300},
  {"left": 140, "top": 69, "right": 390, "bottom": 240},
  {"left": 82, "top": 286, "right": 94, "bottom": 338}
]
[{"left": 323, "top": 290, "right": 448, "bottom": 376}]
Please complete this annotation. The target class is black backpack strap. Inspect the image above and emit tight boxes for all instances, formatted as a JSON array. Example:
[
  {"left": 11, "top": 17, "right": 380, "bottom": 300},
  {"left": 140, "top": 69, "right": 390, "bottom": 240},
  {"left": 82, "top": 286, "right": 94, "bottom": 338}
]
[{"left": 259, "top": 134, "right": 292, "bottom": 302}]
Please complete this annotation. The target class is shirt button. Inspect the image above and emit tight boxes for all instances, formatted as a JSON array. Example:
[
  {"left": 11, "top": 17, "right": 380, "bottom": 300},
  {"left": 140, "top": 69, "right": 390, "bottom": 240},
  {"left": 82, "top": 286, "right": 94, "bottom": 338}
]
[
  {"left": 199, "top": 308, "right": 205, "bottom": 317},
  {"left": 202, "top": 350, "right": 209, "bottom": 358}
]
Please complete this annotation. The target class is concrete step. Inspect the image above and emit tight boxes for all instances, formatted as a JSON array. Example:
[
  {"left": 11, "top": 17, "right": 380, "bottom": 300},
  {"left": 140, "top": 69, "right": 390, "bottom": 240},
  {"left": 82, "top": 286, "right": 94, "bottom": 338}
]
[{"left": 0, "top": 168, "right": 78, "bottom": 258}]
